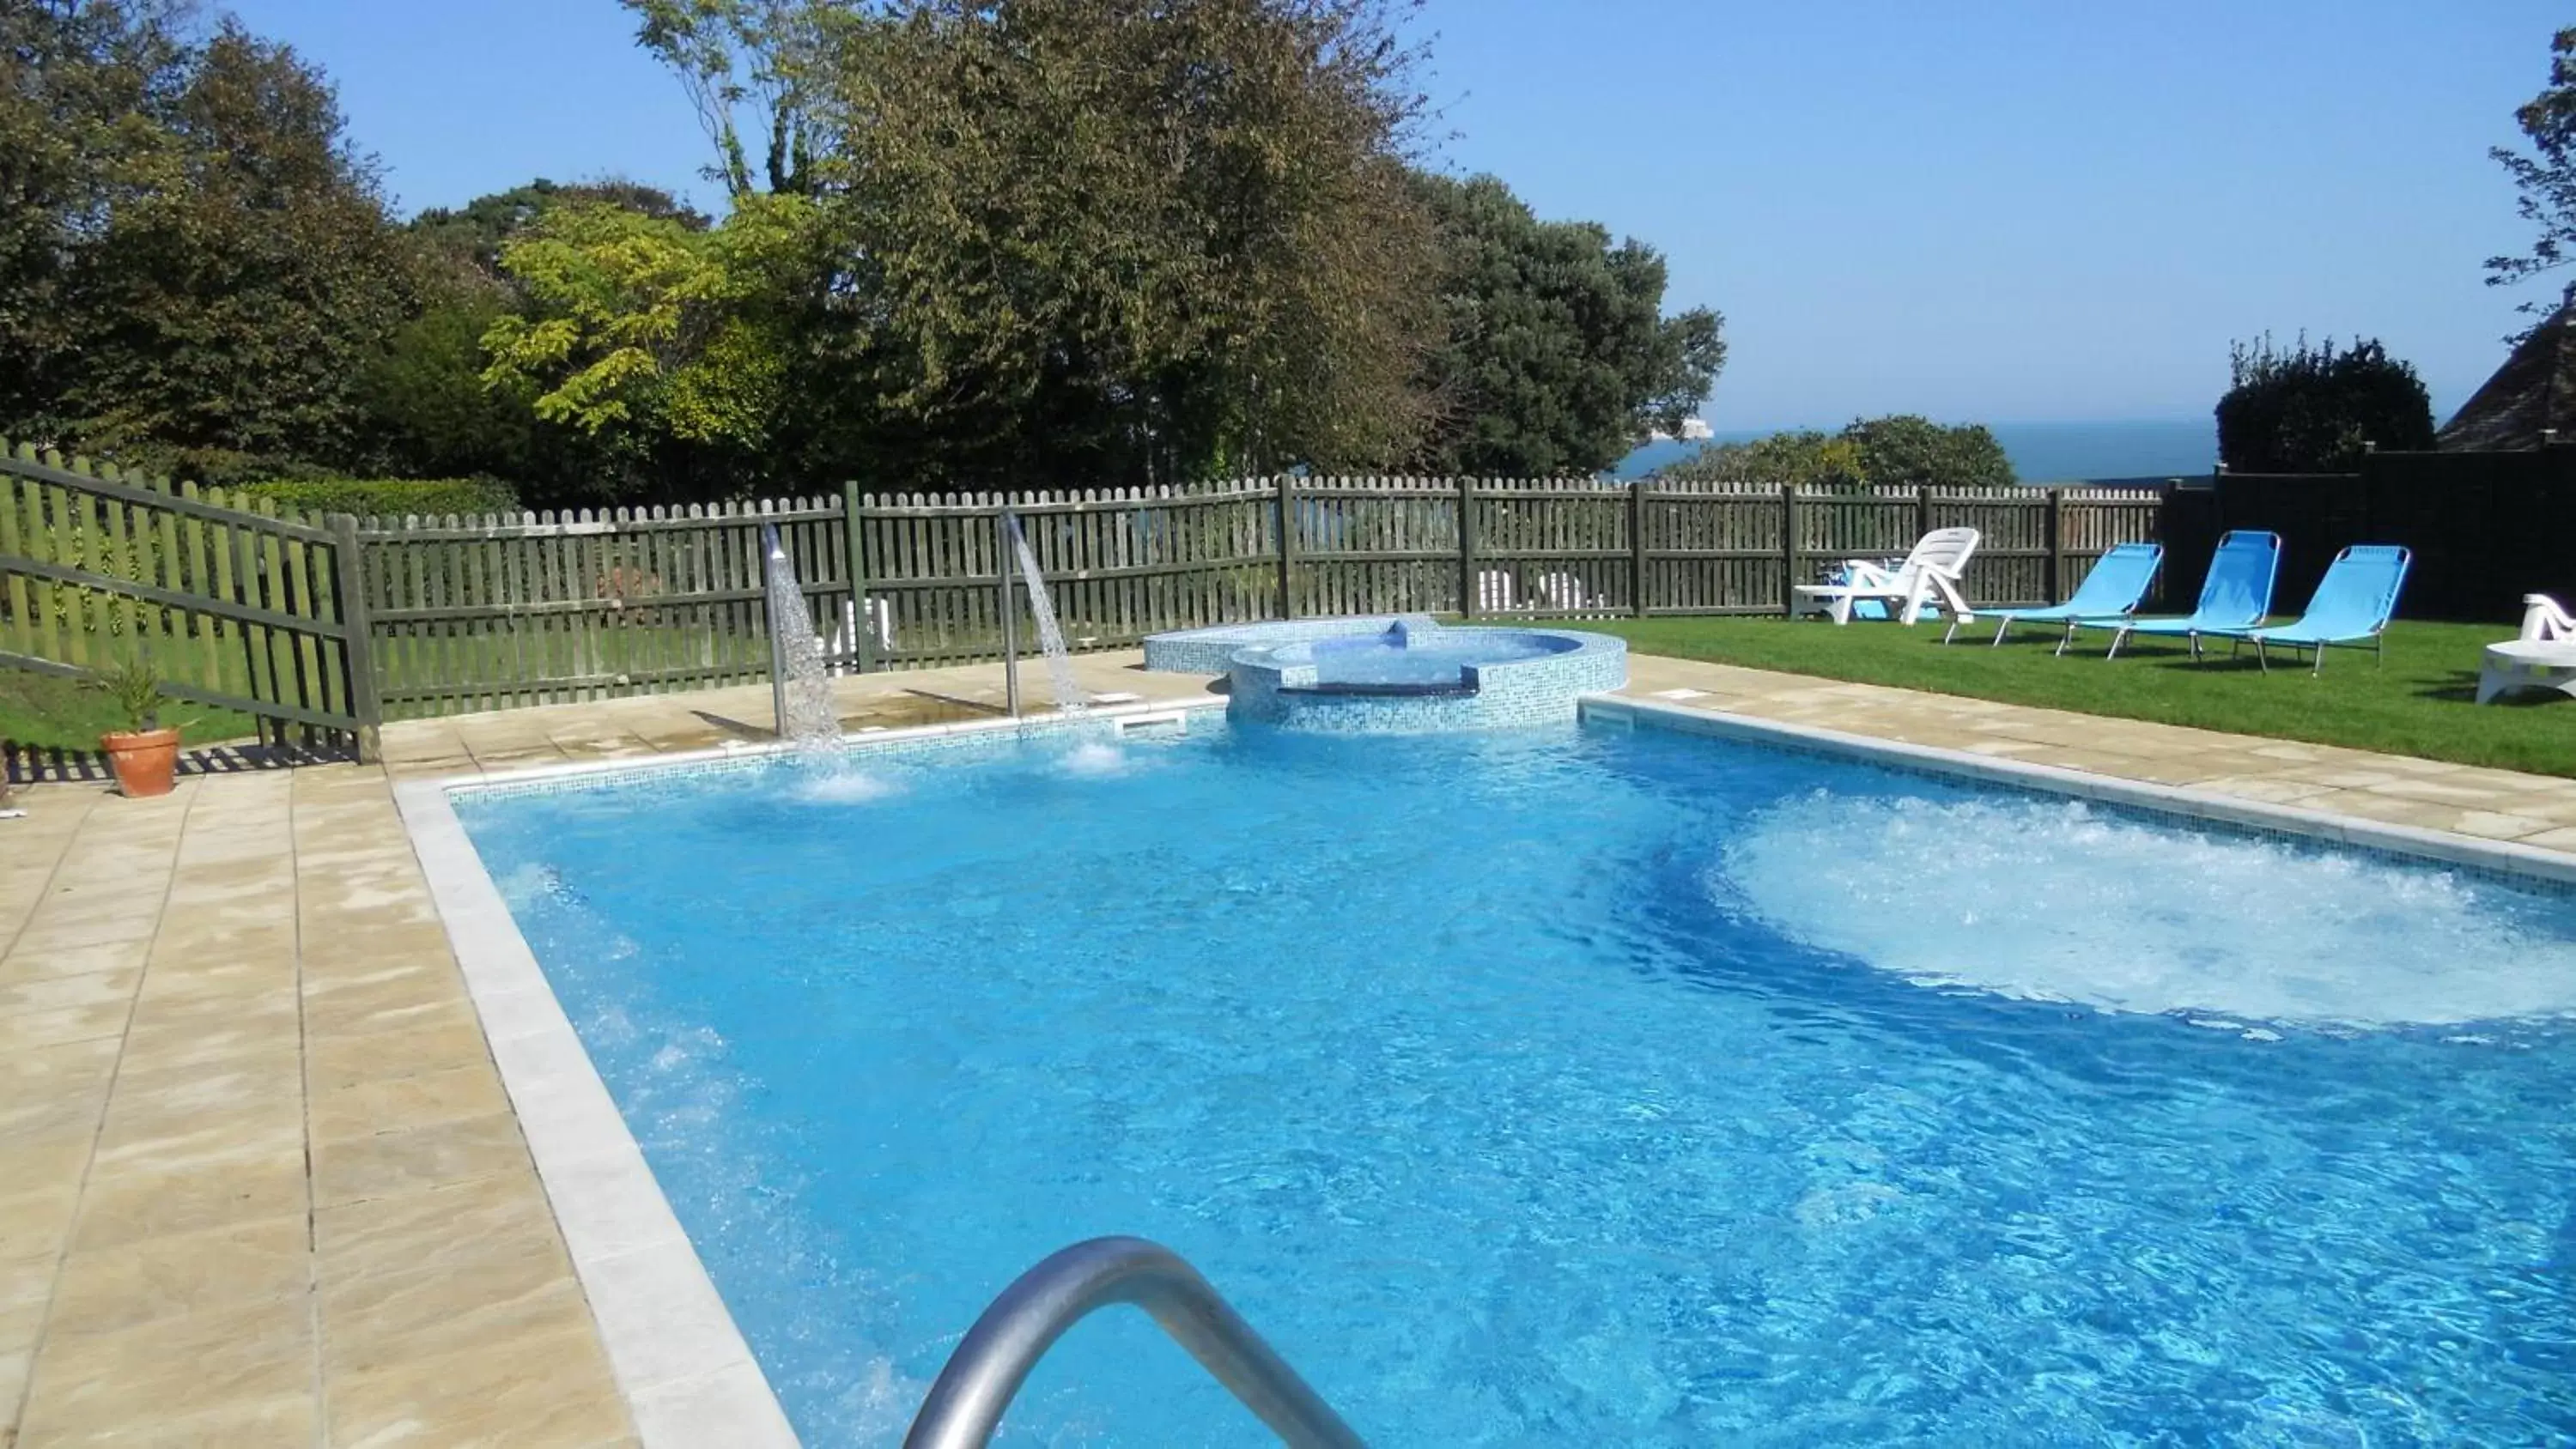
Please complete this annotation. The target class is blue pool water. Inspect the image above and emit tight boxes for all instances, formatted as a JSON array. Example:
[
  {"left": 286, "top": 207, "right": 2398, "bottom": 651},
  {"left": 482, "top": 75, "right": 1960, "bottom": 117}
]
[
  {"left": 1300, "top": 628, "right": 1573, "bottom": 688},
  {"left": 459, "top": 722, "right": 2576, "bottom": 1446}
]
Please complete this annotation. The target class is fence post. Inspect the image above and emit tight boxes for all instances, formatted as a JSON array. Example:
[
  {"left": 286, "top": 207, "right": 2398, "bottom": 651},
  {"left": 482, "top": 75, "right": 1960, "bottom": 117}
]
[
  {"left": 1778, "top": 484, "right": 1800, "bottom": 615},
  {"left": 2038, "top": 487, "right": 2063, "bottom": 603},
  {"left": 1916, "top": 484, "right": 1932, "bottom": 543},
  {"left": 1456, "top": 476, "right": 1477, "bottom": 619},
  {"left": 326, "top": 514, "right": 382, "bottom": 764},
  {"left": 997, "top": 507, "right": 1020, "bottom": 715},
  {"left": 1628, "top": 481, "right": 1649, "bottom": 617},
  {"left": 841, "top": 482, "right": 877, "bottom": 674},
  {"left": 1275, "top": 475, "right": 1298, "bottom": 620}
]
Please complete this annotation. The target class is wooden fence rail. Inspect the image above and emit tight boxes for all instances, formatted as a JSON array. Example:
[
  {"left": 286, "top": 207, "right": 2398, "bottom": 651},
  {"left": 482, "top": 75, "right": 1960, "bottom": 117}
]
[
  {"left": 2, "top": 447, "right": 2168, "bottom": 739},
  {"left": 0, "top": 443, "right": 368, "bottom": 754}
]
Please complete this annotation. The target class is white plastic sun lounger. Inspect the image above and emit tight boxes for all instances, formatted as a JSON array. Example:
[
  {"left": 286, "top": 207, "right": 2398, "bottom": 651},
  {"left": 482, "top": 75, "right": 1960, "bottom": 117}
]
[
  {"left": 2519, "top": 593, "right": 2575, "bottom": 642},
  {"left": 1791, "top": 526, "right": 1981, "bottom": 627},
  {"left": 2479, "top": 593, "right": 2576, "bottom": 703}
]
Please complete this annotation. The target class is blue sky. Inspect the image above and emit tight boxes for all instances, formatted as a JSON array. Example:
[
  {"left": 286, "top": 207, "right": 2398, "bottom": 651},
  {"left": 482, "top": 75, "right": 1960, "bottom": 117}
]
[{"left": 222, "top": 0, "right": 2563, "bottom": 429}]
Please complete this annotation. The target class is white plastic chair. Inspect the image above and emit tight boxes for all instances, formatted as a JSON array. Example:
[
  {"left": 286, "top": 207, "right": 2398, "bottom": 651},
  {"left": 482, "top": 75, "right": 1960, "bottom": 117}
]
[{"left": 1791, "top": 527, "right": 1982, "bottom": 626}]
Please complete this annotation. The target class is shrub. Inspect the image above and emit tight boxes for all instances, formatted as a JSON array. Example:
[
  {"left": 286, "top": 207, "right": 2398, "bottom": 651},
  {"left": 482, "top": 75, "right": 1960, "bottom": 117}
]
[
  {"left": 2216, "top": 335, "right": 2434, "bottom": 473},
  {"left": 1659, "top": 415, "right": 2014, "bottom": 491},
  {"left": 233, "top": 476, "right": 519, "bottom": 519}
]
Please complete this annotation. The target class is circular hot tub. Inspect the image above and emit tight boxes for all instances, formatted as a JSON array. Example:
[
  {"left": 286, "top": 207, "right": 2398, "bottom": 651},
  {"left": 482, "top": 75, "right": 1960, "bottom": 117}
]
[{"left": 1224, "top": 621, "right": 1625, "bottom": 731}]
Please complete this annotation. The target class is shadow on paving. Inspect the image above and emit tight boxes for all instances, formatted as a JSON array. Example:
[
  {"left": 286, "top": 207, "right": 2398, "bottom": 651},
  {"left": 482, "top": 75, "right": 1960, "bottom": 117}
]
[{"left": 3, "top": 736, "right": 348, "bottom": 785}]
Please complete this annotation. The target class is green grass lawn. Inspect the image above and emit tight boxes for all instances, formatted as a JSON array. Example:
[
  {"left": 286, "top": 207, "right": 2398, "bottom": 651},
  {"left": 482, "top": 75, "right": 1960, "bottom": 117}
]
[
  {"left": 1585, "top": 615, "right": 2576, "bottom": 779},
  {"left": 0, "top": 669, "right": 261, "bottom": 754}
]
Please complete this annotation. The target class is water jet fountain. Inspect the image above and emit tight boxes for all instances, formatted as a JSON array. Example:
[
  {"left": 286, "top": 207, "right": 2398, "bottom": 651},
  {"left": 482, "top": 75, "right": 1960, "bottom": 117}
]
[
  {"left": 1000, "top": 511, "right": 1089, "bottom": 719},
  {"left": 762, "top": 524, "right": 841, "bottom": 756}
]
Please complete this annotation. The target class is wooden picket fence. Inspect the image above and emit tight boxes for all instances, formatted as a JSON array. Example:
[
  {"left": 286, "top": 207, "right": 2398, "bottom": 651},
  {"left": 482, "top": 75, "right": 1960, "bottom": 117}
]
[
  {"left": 353, "top": 497, "right": 854, "bottom": 716},
  {"left": 850, "top": 476, "right": 2166, "bottom": 667},
  {"left": 0, "top": 449, "right": 2168, "bottom": 742},
  {"left": 0, "top": 444, "right": 372, "bottom": 755}
]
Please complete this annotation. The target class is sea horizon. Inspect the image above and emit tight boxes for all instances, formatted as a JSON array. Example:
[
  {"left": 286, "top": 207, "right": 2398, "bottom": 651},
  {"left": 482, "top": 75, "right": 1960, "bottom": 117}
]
[{"left": 1615, "top": 416, "right": 2222, "bottom": 484}]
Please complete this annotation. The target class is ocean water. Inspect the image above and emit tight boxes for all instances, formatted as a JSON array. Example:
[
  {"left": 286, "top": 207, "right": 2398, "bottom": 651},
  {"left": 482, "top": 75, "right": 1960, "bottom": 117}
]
[
  {"left": 1615, "top": 418, "right": 2217, "bottom": 483},
  {"left": 461, "top": 722, "right": 2576, "bottom": 1446}
]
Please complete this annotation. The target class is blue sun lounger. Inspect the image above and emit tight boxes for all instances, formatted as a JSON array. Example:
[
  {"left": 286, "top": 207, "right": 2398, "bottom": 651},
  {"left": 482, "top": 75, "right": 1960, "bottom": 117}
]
[
  {"left": 2062, "top": 529, "right": 2281, "bottom": 659},
  {"left": 2195, "top": 544, "right": 2411, "bottom": 673},
  {"left": 1945, "top": 541, "right": 2162, "bottom": 646}
]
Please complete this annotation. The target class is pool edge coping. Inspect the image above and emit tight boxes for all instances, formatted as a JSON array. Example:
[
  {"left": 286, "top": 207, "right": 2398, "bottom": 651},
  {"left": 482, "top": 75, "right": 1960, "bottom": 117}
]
[
  {"left": 390, "top": 696, "right": 1230, "bottom": 1449},
  {"left": 392, "top": 774, "right": 803, "bottom": 1447},
  {"left": 1585, "top": 695, "right": 2576, "bottom": 887}
]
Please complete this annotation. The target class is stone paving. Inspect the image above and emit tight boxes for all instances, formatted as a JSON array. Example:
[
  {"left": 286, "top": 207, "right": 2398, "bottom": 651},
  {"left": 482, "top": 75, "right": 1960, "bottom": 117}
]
[
  {"left": 0, "top": 647, "right": 2567, "bottom": 1446},
  {"left": 0, "top": 655, "right": 1203, "bottom": 1448},
  {"left": 1615, "top": 655, "right": 2576, "bottom": 848}
]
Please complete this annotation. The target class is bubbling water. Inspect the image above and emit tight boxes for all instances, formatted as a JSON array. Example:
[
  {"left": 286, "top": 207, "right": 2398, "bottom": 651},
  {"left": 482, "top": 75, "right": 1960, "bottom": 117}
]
[
  {"left": 792, "top": 770, "right": 901, "bottom": 804},
  {"left": 1720, "top": 791, "right": 2576, "bottom": 1028}
]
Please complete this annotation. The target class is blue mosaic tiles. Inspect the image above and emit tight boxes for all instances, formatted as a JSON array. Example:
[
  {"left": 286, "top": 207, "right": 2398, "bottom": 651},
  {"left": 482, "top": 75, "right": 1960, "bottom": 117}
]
[
  {"left": 1139, "top": 614, "right": 1439, "bottom": 673},
  {"left": 1224, "top": 623, "right": 1627, "bottom": 731}
]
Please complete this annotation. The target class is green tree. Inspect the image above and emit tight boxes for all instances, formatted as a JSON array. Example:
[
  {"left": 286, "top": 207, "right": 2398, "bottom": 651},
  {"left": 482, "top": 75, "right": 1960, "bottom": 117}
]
[
  {"left": 410, "top": 178, "right": 708, "bottom": 284},
  {"left": 1662, "top": 415, "right": 2010, "bottom": 490},
  {"left": 623, "top": 0, "right": 826, "bottom": 199},
  {"left": 477, "top": 195, "right": 824, "bottom": 496},
  {"left": 2488, "top": 25, "right": 2576, "bottom": 328},
  {"left": 1412, "top": 173, "right": 1726, "bottom": 476},
  {"left": 1841, "top": 414, "right": 2014, "bottom": 489},
  {"left": 0, "top": 0, "right": 191, "bottom": 436},
  {"left": 803, "top": 0, "right": 1440, "bottom": 487},
  {"left": 1664, "top": 428, "right": 1864, "bottom": 488},
  {"left": 2215, "top": 335, "right": 2433, "bottom": 473},
  {"left": 0, "top": 7, "right": 422, "bottom": 476}
]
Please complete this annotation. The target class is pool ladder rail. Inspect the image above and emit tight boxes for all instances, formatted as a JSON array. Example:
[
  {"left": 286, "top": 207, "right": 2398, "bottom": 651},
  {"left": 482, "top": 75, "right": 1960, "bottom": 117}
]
[{"left": 902, "top": 1236, "right": 1365, "bottom": 1449}]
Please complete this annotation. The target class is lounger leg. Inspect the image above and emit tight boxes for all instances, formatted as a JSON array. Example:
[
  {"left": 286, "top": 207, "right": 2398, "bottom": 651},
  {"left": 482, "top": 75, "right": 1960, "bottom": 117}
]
[
  {"left": 2254, "top": 639, "right": 2269, "bottom": 673},
  {"left": 2055, "top": 621, "right": 2075, "bottom": 657},
  {"left": 1988, "top": 617, "right": 2011, "bottom": 646},
  {"left": 2106, "top": 627, "right": 2128, "bottom": 660},
  {"left": 2188, "top": 631, "right": 2202, "bottom": 663}
]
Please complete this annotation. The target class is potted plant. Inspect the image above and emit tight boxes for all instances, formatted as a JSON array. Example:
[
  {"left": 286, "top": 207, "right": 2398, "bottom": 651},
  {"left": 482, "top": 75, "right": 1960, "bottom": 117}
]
[{"left": 91, "top": 660, "right": 179, "bottom": 797}]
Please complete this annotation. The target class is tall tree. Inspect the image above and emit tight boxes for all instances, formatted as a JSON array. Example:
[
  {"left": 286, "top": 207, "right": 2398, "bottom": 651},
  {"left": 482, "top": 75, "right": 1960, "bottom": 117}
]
[
  {"left": 2215, "top": 335, "right": 2433, "bottom": 473},
  {"left": 1412, "top": 173, "right": 1726, "bottom": 477},
  {"left": 623, "top": 0, "right": 827, "bottom": 198},
  {"left": 2488, "top": 25, "right": 2576, "bottom": 329},
  {"left": 806, "top": 0, "right": 1442, "bottom": 487},
  {"left": 0, "top": 5, "right": 421, "bottom": 476},
  {"left": 410, "top": 177, "right": 708, "bottom": 285},
  {"left": 0, "top": 0, "right": 191, "bottom": 436}
]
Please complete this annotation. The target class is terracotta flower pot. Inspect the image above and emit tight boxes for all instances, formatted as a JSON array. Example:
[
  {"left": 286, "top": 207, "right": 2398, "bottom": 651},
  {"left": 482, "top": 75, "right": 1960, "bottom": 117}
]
[{"left": 100, "top": 727, "right": 180, "bottom": 798}]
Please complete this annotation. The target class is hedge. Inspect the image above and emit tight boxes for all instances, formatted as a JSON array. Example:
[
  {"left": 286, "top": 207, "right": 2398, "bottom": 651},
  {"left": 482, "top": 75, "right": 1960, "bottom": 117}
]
[{"left": 234, "top": 476, "right": 520, "bottom": 520}]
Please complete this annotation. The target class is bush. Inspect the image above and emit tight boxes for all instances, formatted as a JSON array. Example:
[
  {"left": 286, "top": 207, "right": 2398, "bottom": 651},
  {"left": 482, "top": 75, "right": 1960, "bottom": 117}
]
[
  {"left": 2216, "top": 335, "right": 2434, "bottom": 473},
  {"left": 1659, "top": 415, "right": 2014, "bottom": 491},
  {"left": 234, "top": 476, "right": 519, "bottom": 519}
]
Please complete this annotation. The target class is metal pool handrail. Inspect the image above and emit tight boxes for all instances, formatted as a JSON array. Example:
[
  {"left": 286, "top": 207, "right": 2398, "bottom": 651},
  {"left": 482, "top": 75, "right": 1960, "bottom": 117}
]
[{"left": 901, "top": 1236, "right": 1366, "bottom": 1449}]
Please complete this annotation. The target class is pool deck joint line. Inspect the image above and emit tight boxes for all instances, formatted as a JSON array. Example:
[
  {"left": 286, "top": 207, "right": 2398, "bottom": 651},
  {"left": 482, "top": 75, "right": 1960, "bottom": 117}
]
[{"left": 3, "top": 647, "right": 2573, "bottom": 1447}]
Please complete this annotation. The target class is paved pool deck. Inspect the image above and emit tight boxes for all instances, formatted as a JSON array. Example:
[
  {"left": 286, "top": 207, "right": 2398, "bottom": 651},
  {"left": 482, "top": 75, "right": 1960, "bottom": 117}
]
[{"left": 0, "top": 648, "right": 2569, "bottom": 1446}]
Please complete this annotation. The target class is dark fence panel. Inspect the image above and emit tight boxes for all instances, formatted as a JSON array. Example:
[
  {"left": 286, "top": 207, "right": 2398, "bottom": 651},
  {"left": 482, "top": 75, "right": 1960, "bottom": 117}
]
[{"left": 2159, "top": 450, "right": 2576, "bottom": 621}]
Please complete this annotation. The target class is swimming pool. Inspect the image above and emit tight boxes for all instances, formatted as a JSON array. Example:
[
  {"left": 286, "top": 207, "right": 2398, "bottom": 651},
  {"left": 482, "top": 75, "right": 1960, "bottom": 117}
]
[{"left": 454, "top": 716, "right": 2576, "bottom": 1446}]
